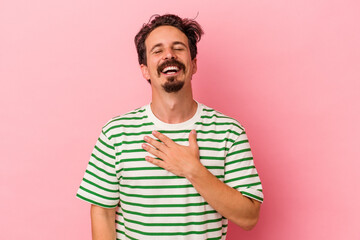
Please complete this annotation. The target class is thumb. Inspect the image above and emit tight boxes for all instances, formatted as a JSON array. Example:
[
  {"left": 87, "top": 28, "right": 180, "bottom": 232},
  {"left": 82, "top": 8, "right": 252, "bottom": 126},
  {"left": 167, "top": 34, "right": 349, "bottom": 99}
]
[{"left": 188, "top": 130, "right": 198, "bottom": 150}]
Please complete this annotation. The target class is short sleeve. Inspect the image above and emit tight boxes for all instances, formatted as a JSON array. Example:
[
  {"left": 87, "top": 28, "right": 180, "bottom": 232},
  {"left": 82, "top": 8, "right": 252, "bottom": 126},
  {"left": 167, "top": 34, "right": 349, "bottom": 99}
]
[
  {"left": 76, "top": 130, "right": 120, "bottom": 208},
  {"left": 224, "top": 130, "right": 264, "bottom": 202}
]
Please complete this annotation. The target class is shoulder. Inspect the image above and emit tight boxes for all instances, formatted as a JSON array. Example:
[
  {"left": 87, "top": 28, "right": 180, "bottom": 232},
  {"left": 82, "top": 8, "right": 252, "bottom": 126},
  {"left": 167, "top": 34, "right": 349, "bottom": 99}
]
[
  {"left": 200, "top": 103, "right": 245, "bottom": 134},
  {"left": 101, "top": 105, "right": 149, "bottom": 135}
]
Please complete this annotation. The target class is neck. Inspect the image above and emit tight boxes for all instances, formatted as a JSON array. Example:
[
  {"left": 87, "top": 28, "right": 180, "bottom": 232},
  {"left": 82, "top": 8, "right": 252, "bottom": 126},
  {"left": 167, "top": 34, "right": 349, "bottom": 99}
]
[{"left": 150, "top": 88, "right": 197, "bottom": 124}]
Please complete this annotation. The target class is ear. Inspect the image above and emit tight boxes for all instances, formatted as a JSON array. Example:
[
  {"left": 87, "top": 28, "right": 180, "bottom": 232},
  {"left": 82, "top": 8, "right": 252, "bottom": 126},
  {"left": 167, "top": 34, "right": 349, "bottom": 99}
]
[
  {"left": 191, "top": 58, "right": 197, "bottom": 75},
  {"left": 140, "top": 64, "right": 150, "bottom": 81}
]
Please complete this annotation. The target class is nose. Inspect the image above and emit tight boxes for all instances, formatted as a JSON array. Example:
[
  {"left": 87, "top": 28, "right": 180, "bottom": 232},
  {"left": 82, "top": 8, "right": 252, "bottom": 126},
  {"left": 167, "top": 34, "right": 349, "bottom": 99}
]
[{"left": 163, "top": 48, "right": 176, "bottom": 60}]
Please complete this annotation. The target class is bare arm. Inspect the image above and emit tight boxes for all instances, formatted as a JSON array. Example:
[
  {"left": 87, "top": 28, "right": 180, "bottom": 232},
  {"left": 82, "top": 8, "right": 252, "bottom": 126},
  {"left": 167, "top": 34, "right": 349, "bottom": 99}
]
[
  {"left": 187, "top": 164, "right": 261, "bottom": 230},
  {"left": 90, "top": 204, "right": 117, "bottom": 240},
  {"left": 142, "top": 130, "right": 261, "bottom": 230}
]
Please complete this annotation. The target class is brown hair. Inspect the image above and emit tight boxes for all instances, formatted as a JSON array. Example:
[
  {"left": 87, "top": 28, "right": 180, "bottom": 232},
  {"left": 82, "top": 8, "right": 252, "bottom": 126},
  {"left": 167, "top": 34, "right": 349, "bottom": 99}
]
[{"left": 134, "top": 14, "right": 204, "bottom": 66}]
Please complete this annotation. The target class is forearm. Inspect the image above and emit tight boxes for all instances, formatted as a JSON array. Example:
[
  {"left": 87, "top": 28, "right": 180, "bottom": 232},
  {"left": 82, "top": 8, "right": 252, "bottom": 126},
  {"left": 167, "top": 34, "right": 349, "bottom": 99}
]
[
  {"left": 91, "top": 205, "right": 117, "bottom": 240},
  {"left": 187, "top": 165, "right": 261, "bottom": 230},
  {"left": 142, "top": 130, "right": 261, "bottom": 229}
]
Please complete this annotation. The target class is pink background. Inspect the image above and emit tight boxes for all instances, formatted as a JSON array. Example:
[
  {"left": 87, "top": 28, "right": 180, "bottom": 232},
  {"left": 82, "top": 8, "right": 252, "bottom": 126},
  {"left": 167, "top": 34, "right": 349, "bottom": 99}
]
[{"left": 1, "top": 0, "right": 359, "bottom": 239}]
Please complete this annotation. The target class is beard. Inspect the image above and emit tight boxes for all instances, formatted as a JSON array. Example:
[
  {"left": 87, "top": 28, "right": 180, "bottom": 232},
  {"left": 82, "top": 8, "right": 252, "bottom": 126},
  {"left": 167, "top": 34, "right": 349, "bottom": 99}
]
[
  {"left": 162, "top": 76, "right": 185, "bottom": 93},
  {"left": 157, "top": 59, "right": 186, "bottom": 93}
]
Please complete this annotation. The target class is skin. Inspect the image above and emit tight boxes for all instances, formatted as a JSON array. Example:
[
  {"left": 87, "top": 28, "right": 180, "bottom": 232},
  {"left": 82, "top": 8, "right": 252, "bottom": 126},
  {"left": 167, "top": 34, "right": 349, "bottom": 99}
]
[
  {"left": 90, "top": 205, "right": 116, "bottom": 240},
  {"left": 91, "top": 25, "right": 261, "bottom": 239},
  {"left": 140, "top": 26, "right": 198, "bottom": 123}
]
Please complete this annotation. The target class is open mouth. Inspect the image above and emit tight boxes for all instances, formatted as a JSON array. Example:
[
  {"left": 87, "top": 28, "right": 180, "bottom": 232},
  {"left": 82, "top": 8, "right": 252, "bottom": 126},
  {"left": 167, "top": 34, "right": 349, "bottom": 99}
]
[
  {"left": 161, "top": 66, "right": 181, "bottom": 75},
  {"left": 157, "top": 59, "right": 185, "bottom": 77}
]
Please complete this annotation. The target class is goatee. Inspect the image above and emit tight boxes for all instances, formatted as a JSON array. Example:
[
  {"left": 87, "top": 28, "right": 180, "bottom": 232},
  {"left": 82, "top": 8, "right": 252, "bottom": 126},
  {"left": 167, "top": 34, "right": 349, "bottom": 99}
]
[
  {"left": 162, "top": 77, "right": 184, "bottom": 93},
  {"left": 157, "top": 59, "right": 186, "bottom": 93}
]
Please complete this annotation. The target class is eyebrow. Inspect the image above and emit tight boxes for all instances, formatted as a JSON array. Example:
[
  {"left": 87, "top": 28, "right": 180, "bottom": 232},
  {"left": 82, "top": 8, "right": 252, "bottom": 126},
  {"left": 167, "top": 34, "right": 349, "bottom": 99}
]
[
  {"left": 149, "top": 41, "right": 188, "bottom": 53},
  {"left": 173, "top": 41, "right": 187, "bottom": 48},
  {"left": 150, "top": 43, "right": 163, "bottom": 53}
]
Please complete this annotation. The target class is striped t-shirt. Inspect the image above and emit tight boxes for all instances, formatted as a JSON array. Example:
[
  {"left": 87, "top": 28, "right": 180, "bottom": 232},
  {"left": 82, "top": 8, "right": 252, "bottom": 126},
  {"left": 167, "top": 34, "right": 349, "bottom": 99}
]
[{"left": 77, "top": 102, "right": 263, "bottom": 240}]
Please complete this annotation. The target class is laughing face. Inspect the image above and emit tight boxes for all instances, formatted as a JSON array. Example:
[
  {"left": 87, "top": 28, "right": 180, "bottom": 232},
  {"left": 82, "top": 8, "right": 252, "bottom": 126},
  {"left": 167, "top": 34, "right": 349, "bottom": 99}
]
[{"left": 141, "top": 25, "right": 197, "bottom": 93}]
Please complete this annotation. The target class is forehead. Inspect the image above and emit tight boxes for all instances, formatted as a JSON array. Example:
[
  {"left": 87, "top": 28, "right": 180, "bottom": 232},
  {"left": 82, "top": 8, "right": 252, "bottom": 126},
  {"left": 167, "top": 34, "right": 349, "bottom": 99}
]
[{"left": 145, "top": 25, "right": 189, "bottom": 49}]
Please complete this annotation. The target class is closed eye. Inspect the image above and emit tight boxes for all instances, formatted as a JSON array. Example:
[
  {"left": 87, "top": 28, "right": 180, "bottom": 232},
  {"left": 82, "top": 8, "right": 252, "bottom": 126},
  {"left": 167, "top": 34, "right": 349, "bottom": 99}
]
[{"left": 172, "top": 41, "right": 187, "bottom": 51}]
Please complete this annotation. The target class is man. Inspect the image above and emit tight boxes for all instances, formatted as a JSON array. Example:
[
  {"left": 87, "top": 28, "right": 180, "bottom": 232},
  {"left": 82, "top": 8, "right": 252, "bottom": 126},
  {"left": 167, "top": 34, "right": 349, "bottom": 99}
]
[{"left": 77, "top": 14, "right": 263, "bottom": 240}]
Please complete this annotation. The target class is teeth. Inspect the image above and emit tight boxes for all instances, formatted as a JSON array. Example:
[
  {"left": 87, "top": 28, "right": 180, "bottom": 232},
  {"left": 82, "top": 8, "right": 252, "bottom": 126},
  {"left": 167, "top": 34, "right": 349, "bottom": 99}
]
[{"left": 162, "top": 66, "right": 179, "bottom": 73}]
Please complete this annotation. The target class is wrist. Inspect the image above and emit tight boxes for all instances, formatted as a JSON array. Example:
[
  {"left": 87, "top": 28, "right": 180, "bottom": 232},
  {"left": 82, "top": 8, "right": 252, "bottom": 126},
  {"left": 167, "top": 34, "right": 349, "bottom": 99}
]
[{"left": 185, "top": 161, "right": 207, "bottom": 181}]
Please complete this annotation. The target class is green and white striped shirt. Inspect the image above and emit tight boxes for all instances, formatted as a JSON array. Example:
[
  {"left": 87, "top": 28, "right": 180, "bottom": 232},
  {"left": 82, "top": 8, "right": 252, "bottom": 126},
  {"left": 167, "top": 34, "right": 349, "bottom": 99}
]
[{"left": 77, "top": 102, "right": 263, "bottom": 239}]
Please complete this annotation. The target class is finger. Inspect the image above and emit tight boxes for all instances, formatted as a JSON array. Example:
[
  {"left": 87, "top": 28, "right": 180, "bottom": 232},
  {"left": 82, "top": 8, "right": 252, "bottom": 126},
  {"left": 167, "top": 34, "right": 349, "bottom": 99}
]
[
  {"left": 188, "top": 129, "right": 199, "bottom": 150},
  {"left": 152, "top": 131, "right": 173, "bottom": 146},
  {"left": 145, "top": 156, "right": 167, "bottom": 169},
  {"left": 144, "top": 136, "right": 166, "bottom": 152},
  {"left": 142, "top": 143, "right": 167, "bottom": 160}
]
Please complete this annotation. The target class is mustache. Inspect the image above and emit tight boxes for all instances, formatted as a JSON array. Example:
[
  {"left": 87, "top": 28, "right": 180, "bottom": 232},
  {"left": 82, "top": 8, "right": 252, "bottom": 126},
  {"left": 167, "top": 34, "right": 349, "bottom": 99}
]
[{"left": 157, "top": 59, "right": 186, "bottom": 76}]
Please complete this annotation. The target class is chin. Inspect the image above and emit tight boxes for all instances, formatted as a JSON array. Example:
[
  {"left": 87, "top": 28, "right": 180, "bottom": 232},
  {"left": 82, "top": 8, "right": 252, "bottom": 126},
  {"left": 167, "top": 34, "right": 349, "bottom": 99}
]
[{"left": 162, "top": 80, "right": 185, "bottom": 93}]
